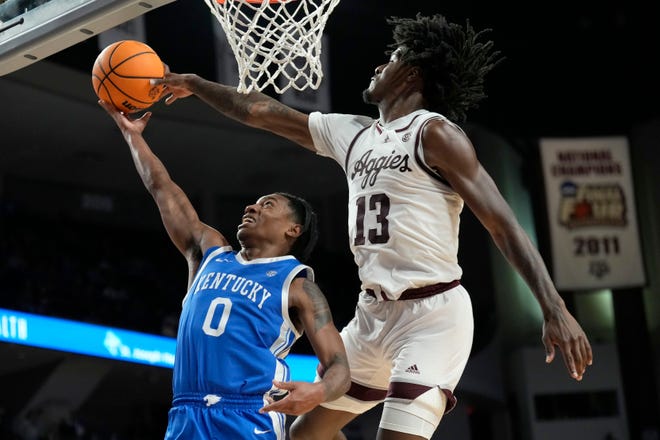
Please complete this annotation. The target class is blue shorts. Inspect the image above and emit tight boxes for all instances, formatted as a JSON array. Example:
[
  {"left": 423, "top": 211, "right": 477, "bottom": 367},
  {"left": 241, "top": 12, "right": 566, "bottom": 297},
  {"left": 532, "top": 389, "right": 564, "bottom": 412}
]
[{"left": 164, "top": 393, "right": 286, "bottom": 440}]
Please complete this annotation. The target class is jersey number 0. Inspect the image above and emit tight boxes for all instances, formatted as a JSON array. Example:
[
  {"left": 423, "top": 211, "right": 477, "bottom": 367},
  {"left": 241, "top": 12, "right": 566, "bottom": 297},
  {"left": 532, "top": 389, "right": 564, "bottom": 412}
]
[{"left": 202, "top": 297, "right": 233, "bottom": 336}]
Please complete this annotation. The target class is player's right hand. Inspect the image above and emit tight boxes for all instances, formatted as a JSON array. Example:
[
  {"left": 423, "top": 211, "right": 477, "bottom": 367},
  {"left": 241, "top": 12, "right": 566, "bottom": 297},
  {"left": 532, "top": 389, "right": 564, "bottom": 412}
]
[
  {"left": 259, "top": 380, "right": 325, "bottom": 416},
  {"left": 151, "top": 71, "right": 195, "bottom": 105},
  {"left": 542, "top": 306, "right": 593, "bottom": 381}
]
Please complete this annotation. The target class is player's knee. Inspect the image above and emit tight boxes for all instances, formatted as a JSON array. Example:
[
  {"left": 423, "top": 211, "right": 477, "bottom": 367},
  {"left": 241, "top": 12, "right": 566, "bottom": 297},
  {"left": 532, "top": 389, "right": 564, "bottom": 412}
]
[
  {"left": 289, "top": 415, "right": 313, "bottom": 440},
  {"left": 290, "top": 412, "right": 348, "bottom": 440},
  {"left": 379, "top": 387, "right": 446, "bottom": 439}
]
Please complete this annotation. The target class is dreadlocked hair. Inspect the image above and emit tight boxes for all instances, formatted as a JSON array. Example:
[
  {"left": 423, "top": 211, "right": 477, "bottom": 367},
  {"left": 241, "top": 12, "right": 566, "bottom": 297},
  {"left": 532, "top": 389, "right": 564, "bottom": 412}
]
[
  {"left": 276, "top": 192, "right": 319, "bottom": 263},
  {"left": 387, "top": 13, "right": 503, "bottom": 123}
]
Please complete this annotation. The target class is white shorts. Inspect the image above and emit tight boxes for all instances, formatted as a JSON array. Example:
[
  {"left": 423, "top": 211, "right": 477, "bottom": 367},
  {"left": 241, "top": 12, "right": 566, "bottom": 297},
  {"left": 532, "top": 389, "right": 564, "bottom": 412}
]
[{"left": 321, "top": 284, "right": 474, "bottom": 415}]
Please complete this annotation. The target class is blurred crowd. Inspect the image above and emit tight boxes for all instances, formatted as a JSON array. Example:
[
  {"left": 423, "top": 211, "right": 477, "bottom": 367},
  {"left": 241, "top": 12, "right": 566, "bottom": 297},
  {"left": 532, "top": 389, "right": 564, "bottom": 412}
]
[
  {"left": 0, "top": 399, "right": 167, "bottom": 440},
  {"left": 0, "top": 202, "right": 181, "bottom": 438},
  {"left": 0, "top": 203, "right": 183, "bottom": 337}
]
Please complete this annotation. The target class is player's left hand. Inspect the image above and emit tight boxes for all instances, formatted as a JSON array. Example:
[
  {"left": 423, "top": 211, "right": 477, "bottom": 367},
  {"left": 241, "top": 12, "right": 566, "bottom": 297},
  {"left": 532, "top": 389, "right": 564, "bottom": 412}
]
[
  {"left": 542, "top": 306, "right": 593, "bottom": 381},
  {"left": 259, "top": 380, "right": 325, "bottom": 416},
  {"left": 98, "top": 99, "right": 152, "bottom": 135}
]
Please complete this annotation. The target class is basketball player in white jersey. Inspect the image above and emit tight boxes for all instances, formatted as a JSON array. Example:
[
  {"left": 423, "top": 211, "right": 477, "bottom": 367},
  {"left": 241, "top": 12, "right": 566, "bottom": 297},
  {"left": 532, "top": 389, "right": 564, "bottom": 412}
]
[
  {"left": 156, "top": 13, "right": 593, "bottom": 440},
  {"left": 98, "top": 99, "right": 350, "bottom": 439}
]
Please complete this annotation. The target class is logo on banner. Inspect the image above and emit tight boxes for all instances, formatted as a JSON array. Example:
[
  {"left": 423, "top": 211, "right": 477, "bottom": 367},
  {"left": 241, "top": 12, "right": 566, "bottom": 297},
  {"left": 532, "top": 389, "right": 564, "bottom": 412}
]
[{"left": 558, "top": 182, "right": 627, "bottom": 229}]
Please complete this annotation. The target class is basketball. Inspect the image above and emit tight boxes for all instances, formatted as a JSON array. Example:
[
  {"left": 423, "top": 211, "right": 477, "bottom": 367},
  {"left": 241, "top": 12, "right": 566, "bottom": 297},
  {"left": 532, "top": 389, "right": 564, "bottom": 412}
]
[{"left": 91, "top": 40, "right": 166, "bottom": 114}]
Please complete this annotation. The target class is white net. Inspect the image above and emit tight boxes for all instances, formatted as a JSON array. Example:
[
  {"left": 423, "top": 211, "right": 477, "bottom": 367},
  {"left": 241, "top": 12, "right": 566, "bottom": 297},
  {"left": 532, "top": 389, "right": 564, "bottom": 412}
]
[{"left": 203, "top": 0, "right": 340, "bottom": 94}]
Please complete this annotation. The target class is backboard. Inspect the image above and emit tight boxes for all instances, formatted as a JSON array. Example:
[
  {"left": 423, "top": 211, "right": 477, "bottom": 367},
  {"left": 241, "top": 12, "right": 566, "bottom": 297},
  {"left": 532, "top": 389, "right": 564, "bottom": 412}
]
[{"left": 0, "top": 0, "right": 176, "bottom": 76}]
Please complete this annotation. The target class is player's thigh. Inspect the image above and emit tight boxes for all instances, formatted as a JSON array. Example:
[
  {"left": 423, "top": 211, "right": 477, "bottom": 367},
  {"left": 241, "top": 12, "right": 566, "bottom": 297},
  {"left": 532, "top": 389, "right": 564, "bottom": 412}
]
[
  {"left": 340, "top": 299, "right": 391, "bottom": 389},
  {"left": 289, "top": 405, "right": 357, "bottom": 440},
  {"left": 389, "top": 286, "right": 474, "bottom": 392}
]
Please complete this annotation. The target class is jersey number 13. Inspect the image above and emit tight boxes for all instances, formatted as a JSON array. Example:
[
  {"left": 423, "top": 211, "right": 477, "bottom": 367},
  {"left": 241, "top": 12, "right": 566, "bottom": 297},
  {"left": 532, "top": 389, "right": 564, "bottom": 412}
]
[{"left": 354, "top": 193, "right": 390, "bottom": 245}]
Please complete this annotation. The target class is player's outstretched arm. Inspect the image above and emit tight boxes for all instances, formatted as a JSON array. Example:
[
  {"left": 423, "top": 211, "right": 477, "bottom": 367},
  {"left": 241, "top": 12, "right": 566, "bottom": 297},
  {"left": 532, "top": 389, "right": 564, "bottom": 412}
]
[
  {"left": 260, "top": 278, "right": 350, "bottom": 416},
  {"left": 421, "top": 120, "right": 593, "bottom": 381},
  {"left": 154, "top": 72, "right": 315, "bottom": 151},
  {"left": 98, "top": 100, "right": 227, "bottom": 264}
]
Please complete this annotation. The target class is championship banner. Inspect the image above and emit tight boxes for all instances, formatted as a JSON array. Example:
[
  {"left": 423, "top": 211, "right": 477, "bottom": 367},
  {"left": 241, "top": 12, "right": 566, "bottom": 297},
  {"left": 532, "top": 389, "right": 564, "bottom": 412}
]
[{"left": 539, "top": 137, "right": 646, "bottom": 290}]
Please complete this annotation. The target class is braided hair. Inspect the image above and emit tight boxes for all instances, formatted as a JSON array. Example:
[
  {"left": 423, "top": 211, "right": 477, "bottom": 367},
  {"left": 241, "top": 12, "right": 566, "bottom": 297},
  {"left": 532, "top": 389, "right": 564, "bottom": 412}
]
[
  {"left": 276, "top": 192, "right": 319, "bottom": 263},
  {"left": 387, "top": 13, "right": 503, "bottom": 123}
]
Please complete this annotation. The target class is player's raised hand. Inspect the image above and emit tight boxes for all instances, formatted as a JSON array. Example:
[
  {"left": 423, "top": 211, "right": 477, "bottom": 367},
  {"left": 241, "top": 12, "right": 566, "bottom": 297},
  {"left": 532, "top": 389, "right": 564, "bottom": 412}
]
[
  {"left": 259, "top": 380, "right": 326, "bottom": 416},
  {"left": 542, "top": 306, "right": 593, "bottom": 381},
  {"left": 152, "top": 71, "right": 195, "bottom": 105},
  {"left": 98, "top": 99, "right": 152, "bottom": 135}
]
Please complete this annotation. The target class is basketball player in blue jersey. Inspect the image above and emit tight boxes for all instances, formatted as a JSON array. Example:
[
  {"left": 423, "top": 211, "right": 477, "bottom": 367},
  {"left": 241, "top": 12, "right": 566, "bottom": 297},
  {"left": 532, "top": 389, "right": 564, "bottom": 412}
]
[
  {"left": 98, "top": 99, "right": 350, "bottom": 440},
  {"left": 155, "top": 13, "right": 593, "bottom": 440}
]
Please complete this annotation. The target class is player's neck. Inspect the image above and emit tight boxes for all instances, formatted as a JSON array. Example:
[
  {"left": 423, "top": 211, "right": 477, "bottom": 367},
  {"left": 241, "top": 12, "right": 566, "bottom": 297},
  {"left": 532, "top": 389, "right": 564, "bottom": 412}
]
[
  {"left": 378, "top": 93, "right": 425, "bottom": 124},
  {"left": 239, "top": 246, "right": 285, "bottom": 261}
]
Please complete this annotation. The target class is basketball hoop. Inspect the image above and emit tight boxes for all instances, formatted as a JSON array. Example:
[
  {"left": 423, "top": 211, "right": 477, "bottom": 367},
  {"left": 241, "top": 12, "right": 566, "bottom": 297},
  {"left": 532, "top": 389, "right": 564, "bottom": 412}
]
[{"left": 204, "top": 0, "right": 340, "bottom": 94}]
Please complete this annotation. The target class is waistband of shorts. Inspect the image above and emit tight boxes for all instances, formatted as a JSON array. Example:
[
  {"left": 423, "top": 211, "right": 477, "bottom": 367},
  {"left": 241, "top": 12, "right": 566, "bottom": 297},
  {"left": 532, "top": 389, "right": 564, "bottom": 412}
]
[
  {"left": 365, "top": 280, "right": 460, "bottom": 301},
  {"left": 172, "top": 392, "right": 265, "bottom": 409}
]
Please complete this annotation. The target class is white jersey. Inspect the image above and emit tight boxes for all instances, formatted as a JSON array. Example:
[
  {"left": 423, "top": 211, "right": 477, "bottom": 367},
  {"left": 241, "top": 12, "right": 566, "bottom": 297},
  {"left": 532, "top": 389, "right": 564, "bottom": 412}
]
[{"left": 309, "top": 109, "right": 464, "bottom": 300}]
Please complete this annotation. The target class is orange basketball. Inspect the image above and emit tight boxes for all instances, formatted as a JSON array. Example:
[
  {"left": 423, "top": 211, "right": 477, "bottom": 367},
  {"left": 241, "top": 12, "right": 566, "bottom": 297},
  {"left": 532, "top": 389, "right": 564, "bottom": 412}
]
[{"left": 91, "top": 40, "right": 165, "bottom": 114}]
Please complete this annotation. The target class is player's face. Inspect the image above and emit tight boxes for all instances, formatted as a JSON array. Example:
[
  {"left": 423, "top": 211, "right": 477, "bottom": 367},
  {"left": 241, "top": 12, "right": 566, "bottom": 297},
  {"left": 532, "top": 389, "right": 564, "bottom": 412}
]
[
  {"left": 362, "top": 47, "right": 408, "bottom": 104},
  {"left": 237, "top": 194, "right": 297, "bottom": 245}
]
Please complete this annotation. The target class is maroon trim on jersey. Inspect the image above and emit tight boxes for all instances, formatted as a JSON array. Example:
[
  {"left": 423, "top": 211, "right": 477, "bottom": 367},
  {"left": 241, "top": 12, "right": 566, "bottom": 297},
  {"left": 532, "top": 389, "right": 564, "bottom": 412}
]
[
  {"left": 443, "top": 389, "right": 458, "bottom": 413},
  {"left": 366, "top": 280, "right": 460, "bottom": 301},
  {"left": 346, "top": 381, "right": 388, "bottom": 401},
  {"left": 344, "top": 381, "right": 458, "bottom": 414},
  {"left": 376, "top": 113, "right": 425, "bottom": 133},
  {"left": 413, "top": 116, "right": 452, "bottom": 187},
  {"left": 388, "top": 382, "right": 458, "bottom": 414},
  {"left": 387, "top": 381, "right": 432, "bottom": 399},
  {"left": 344, "top": 124, "right": 372, "bottom": 171}
]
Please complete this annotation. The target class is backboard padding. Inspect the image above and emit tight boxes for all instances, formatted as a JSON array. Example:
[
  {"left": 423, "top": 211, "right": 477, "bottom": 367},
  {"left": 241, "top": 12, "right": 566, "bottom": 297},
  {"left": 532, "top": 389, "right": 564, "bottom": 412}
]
[{"left": 0, "top": 0, "right": 176, "bottom": 76}]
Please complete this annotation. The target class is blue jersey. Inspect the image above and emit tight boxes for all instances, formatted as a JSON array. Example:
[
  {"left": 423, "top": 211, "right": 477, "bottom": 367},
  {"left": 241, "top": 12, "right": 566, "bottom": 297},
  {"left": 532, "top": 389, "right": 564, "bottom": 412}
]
[{"left": 172, "top": 246, "right": 313, "bottom": 399}]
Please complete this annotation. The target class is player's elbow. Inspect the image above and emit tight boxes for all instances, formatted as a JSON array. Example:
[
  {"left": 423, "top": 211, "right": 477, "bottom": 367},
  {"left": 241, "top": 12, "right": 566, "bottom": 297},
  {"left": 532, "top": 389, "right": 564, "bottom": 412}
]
[
  {"left": 334, "top": 364, "right": 351, "bottom": 396},
  {"left": 244, "top": 100, "right": 276, "bottom": 128},
  {"left": 324, "top": 354, "right": 351, "bottom": 400},
  {"left": 339, "top": 371, "right": 351, "bottom": 396},
  {"left": 143, "top": 170, "right": 171, "bottom": 195}
]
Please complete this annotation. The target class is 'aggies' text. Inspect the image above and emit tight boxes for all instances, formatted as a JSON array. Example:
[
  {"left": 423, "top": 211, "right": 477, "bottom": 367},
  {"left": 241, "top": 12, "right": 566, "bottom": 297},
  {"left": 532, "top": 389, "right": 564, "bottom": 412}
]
[{"left": 350, "top": 149, "right": 412, "bottom": 188}]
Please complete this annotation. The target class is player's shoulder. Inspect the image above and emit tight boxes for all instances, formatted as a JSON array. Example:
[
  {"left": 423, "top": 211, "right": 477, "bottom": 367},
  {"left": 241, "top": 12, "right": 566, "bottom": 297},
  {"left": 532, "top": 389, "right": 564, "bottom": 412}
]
[
  {"left": 419, "top": 114, "right": 475, "bottom": 163},
  {"left": 311, "top": 111, "right": 374, "bottom": 128},
  {"left": 354, "top": 114, "right": 376, "bottom": 128},
  {"left": 422, "top": 113, "right": 468, "bottom": 141}
]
